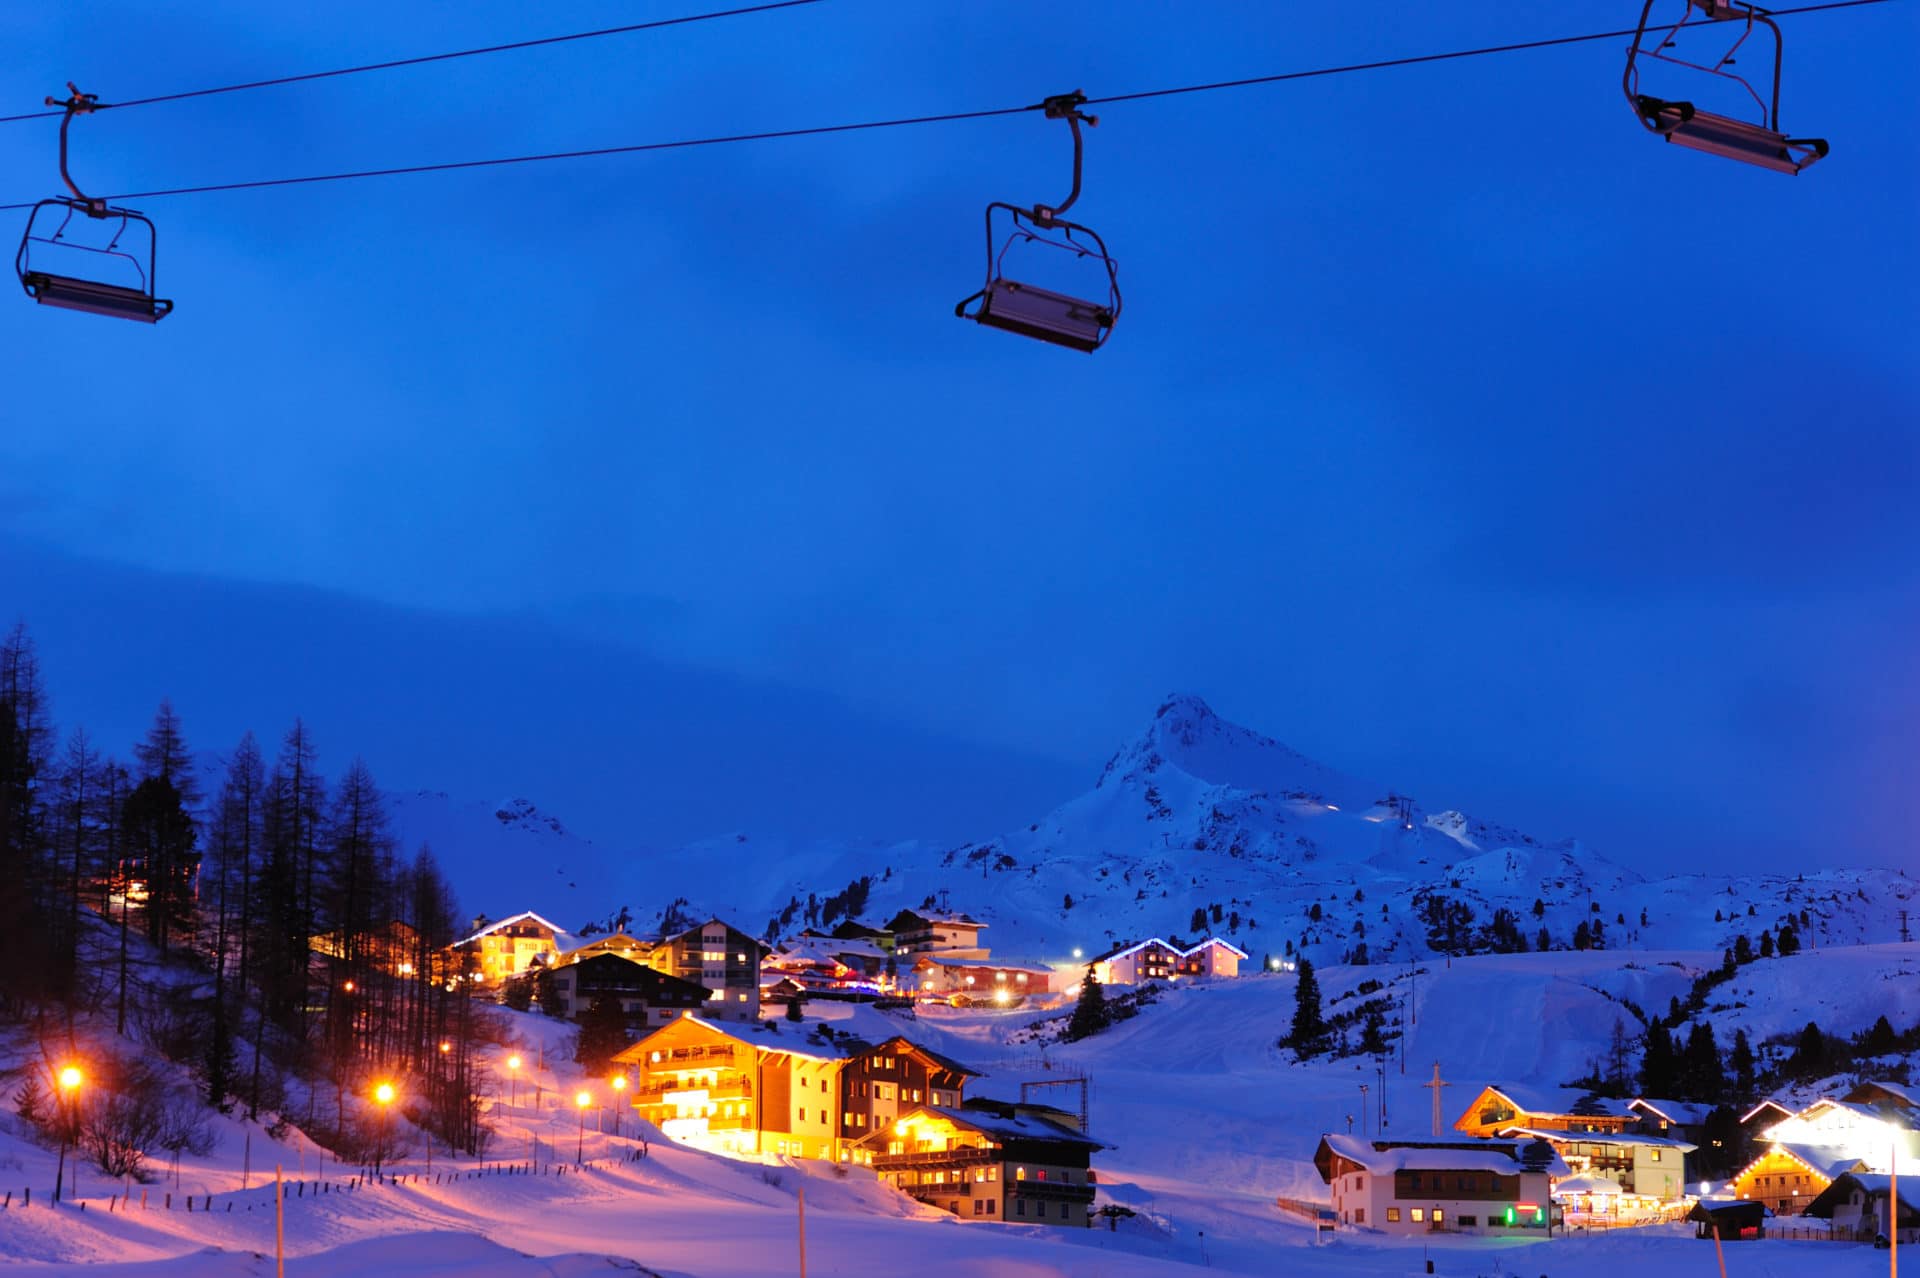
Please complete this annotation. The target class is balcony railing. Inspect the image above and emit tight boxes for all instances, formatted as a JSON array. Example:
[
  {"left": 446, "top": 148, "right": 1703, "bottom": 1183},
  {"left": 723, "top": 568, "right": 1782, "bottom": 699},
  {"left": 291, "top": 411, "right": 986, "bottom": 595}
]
[{"left": 873, "top": 1146, "right": 997, "bottom": 1171}]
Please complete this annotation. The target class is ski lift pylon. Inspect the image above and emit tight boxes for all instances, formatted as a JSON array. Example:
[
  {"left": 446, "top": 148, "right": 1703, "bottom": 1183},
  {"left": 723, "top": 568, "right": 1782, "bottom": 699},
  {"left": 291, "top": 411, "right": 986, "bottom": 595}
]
[
  {"left": 15, "top": 84, "right": 173, "bottom": 322},
  {"left": 1623, "top": 0, "right": 1827, "bottom": 174},
  {"left": 956, "top": 90, "right": 1120, "bottom": 353}
]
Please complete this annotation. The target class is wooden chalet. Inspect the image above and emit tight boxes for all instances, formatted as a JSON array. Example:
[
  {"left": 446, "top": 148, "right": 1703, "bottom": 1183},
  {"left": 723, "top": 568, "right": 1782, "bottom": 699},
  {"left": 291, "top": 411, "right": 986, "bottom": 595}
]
[
  {"left": 886, "top": 909, "right": 989, "bottom": 959},
  {"left": 1088, "top": 935, "right": 1247, "bottom": 986},
  {"left": 453, "top": 910, "right": 567, "bottom": 984},
  {"left": 1315, "top": 1134, "right": 1566, "bottom": 1235},
  {"left": 1454, "top": 1084, "right": 1690, "bottom": 1201},
  {"left": 838, "top": 1035, "right": 979, "bottom": 1146},
  {"left": 1803, "top": 1172, "right": 1920, "bottom": 1243},
  {"left": 912, "top": 956, "right": 1052, "bottom": 1004},
  {"left": 546, "top": 952, "right": 714, "bottom": 1027},
  {"left": 857, "top": 1098, "right": 1101, "bottom": 1226},
  {"left": 829, "top": 919, "right": 896, "bottom": 953}
]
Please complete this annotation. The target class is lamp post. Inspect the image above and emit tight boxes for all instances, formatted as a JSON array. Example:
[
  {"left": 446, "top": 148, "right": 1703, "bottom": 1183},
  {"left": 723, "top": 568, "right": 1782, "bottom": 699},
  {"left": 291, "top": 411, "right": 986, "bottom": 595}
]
[
  {"left": 507, "top": 1055, "right": 521, "bottom": 1108},
  {"left": 575, "top": 1090, "right": 591, "bottom": 1164},
  {"left": 610, "top": 1074, "right": 627, "bottom": 1140},
  {"left": 54, "top": 1065, "right": 83, "bottom": 1204},
  {"left": 373, "top": 1081, "right": 396, "bottom": 1178}
]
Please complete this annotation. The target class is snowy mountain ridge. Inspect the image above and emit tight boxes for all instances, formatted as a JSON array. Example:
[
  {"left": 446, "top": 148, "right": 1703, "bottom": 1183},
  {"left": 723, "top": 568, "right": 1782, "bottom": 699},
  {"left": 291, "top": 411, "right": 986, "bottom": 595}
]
[{"left": 392, "top": 695, "right": 1915, "bottom": 967}]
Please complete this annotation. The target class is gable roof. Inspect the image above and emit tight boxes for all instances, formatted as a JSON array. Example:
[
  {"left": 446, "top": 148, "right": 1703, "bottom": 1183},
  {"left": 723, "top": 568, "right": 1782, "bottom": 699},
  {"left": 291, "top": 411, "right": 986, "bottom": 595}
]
[
  {"left": 1740, "top": 1099, "right": 1794, "bottom": 1126},
  {"left": 1803, "top": 1172, "right": 1920, "bottom": 1222},
  {"left": 912, "top": 955, "right": 1052, "bottom": 975},
  {"left": 1630, "top": 1098, "right": 1715, "bottom": 1127},
  {"left": 616, "top": 1013, "right": 839, "bottom": 1064},
  {"left": 1502, "top": 1126, "right": 1696, "bottom": 1153},
  {"left": 923, "top": 1103, "right": 1101, "bottom": 1149},
  {"left": 1734, "top": 1142, "right": 1865, "bottom": 1184},
  {"left": 454, "top": 910, "right": 569, "bottom": 947},
  {"left": 1089, "top": 935, "right": 1251, "bottom": 965},
  {"left": 556, "top": 952, "right": 714, "bottom": 1000},
  {"left": 1467, "top": 1083, "right": 1630, "bottom": 1121},
  {"left": 1314, "top": 1134, "right": 1569, "bottom": 1183}
]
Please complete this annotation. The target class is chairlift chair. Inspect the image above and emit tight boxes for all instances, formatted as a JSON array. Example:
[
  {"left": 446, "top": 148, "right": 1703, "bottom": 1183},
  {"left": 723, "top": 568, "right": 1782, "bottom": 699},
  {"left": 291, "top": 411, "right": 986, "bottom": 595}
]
[
  {"left": 957, "top": 91, "right": 1120, "bottom": 352},
  {"left": 14, "top": 85, "right": 173, "bottom": 321},
  {"left": 1623, "top": 0, "right": 1827, "bottom": 174}
]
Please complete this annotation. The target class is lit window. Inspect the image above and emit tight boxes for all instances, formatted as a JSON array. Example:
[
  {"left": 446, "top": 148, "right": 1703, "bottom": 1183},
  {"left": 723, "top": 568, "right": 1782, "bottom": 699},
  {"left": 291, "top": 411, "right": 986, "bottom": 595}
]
[
  {"left": 1016, "top": 973, "right": 1027, "bottom": 983},
  {"left": 1410, "top": 1208, "right": 1425, "bottom": 1223},
  {"left": 1433, "top": 1208, "right": 1444, "bottom": 1223},
  {"left": 1015, "top": 1167, "right": 1026, "bottom": 1181}
]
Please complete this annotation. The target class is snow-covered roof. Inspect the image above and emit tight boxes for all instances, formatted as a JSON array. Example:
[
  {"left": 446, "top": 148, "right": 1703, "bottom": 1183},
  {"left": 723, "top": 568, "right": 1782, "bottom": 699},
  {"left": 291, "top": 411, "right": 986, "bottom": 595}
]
[
  {"left": 1739, "top": 1142, "right": 1863, "bottom": 1182},
  {"left": 918, "top": 1104, "right": 1101, "bottom": 1149},
  {"left": 1630, "top": 1098, "right": 1714, "bottom": 1127},
  {"left": 1503, "top": 1126, "right": 1696, "bottom": 1153},
  {"left": 1090, "top": 935, "right": 1250, "bottom": 964},
  {"left": 1554, "top": 1175, "right": 1624, "bottom": 1196},
  {"left": 454, "top": 910, "right": 569, "bottom": 947},
  {"left": 557, "top": 931, "right": 650, "bottom": 956},
  {"left": 629, "top": 1014, "right": 839, "bottom": 1063},
  {"left": 1315, "top": 1133, "right": 1568, "bottom": 1180},
  {"left": 1477, "top": 1084, "right": 1629, "bottom": 1120},
  {"left": 1740, "top": 1099, "right": 1793, "bottom": 1125},
  {"left": 913, "top": 956, "right": 1053, "bottom": 974}
]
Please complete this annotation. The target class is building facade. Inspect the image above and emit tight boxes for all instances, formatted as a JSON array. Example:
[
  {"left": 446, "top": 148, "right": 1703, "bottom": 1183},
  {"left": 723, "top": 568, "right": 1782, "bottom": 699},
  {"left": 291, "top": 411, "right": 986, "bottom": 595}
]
[
  {"left": 454, "top": 911, "right": 567, "bottom": 984},
  {"left": 913, "top": 956, "right": 1052, "bottom": 1004},
  {"left": 1089, "top": 935, "right": 1246, "bottom": 986},
  {"left": 547, "top": 952, "right": 714, "bottom": 1026},
  {"left": 839, "top": 1036, "right": 979, "bottom": 1146},
  {"left": 859, "top": 1099, "right": 1100, "bottom": 1226},
  {"left": 1314, "top": 1134, "right": 1566, "bottom": 1235},
  {"left": 652, "top": 918, "right": 765, "bottom": 1022},
  {"left": 614, "top": 1014, "right": 839, "bottom": 1159},
  {"left": 886, "top": 910, "right": 989, "bottom": 959}
]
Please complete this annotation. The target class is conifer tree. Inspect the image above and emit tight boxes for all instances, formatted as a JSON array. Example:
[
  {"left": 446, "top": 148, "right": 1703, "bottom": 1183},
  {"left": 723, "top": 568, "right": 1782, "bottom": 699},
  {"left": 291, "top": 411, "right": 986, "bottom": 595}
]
[
  {"left": 575, "top": 993, "right": 632, "bottom": 1075},
  {"left": 1758, "top": 929, "right": 1774, "bottom": 959},
  {"left": 1639, "top": 1022, "right": 1677, "bottom": 1096},
  {"left": 1289, "top": 958, "right": 1326, "bottom": 1056},
  {"left": 1065, "top": 971, "right": 1110, "bottom": 1042},
  {"left": 1682, "top": 1023, "right": 1725, "bottom": 1103},
  {"left": 1730, "top": 1028, "right": 1757, "bottom": 1099}
]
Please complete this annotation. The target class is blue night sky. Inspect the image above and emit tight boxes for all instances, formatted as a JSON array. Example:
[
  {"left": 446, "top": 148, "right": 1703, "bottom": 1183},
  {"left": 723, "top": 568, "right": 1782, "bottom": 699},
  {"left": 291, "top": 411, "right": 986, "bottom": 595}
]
[{"left": 0, "top": 1, "right": 1914, "bottom": 873}]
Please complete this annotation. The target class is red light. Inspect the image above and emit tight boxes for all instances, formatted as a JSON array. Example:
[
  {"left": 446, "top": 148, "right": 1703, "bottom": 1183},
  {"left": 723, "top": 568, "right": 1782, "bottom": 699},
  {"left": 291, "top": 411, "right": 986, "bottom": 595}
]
[{"left": 1514, "top": 1203, "right": 1538, "bottom": 1211}]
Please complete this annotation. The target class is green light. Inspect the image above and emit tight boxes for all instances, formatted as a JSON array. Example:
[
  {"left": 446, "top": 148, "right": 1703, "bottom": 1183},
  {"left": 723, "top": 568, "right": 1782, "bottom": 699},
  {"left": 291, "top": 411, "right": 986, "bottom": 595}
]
[
  {"left": 1535, "top": 1207, "right": 1545, "bottom": 1223},
  {"left": 1504, "top": 1206, "right": 1515, "bottom": 1225}
]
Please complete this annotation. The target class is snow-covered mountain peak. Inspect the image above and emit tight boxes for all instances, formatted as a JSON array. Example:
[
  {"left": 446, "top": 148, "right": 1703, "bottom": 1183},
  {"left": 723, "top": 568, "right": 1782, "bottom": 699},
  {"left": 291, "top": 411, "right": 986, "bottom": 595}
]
[{"left": 1099, "top": 694, "right": 1364, "bottom": 808}]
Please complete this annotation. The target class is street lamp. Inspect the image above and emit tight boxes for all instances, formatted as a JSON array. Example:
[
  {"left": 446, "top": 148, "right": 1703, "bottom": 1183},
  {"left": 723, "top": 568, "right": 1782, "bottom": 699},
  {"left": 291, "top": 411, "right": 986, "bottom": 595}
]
[
  {"left": 54, "top": 1065, "right": 83, "bottom": 1204},
  {"left": 575, "top": 1090, "right": 591, "bottom": 1164},
  {"left": 609, "top": 1074, "right": 627, "bottom": 1139},
  {"left": 373, "top": 1081, "right": 396, "bottom": 1177},
  {"left": 507, "top": 1054, "right": 521, "bottom": 1108}
]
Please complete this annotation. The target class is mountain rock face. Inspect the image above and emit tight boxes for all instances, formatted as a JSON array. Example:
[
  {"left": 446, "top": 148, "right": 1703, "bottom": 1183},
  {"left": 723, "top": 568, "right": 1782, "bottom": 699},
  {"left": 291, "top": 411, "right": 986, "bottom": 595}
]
[{"left": 395, "top": 696, "right": 1916, "bottom": 969}]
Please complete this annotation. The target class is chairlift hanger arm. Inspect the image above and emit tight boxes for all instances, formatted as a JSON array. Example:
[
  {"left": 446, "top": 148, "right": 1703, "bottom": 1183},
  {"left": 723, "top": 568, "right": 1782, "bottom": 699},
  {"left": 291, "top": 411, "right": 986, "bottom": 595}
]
[
  {"left": 46, "top": 84, "right": 108, "bottom": 214},
  {"left": 1032, "top": 90, "right": 1097, "bottom": 224}
]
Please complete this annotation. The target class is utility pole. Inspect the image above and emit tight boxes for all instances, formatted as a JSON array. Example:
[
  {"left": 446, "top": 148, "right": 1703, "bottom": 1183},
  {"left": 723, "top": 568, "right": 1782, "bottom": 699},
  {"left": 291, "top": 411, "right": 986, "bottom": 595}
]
[
  {"left": 1422, "top": 1063, "right": 1451, "bottom": 1138},
  {"left": 1359, "top": 1084, "right": 1368, "bottom": 1138},
  {"left": 1900, "top": 910, "right": 1911, "bottom": 945}
]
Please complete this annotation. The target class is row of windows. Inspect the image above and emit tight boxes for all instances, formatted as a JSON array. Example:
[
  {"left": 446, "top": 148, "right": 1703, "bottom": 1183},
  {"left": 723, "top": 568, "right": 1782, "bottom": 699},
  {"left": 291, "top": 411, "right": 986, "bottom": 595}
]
[
  {"left": 1013, "top": 1198, "right": 1075, "bottom": 1220},
  {"left": 795, "top": 1108, "right": 829, "bottom": 1125}
]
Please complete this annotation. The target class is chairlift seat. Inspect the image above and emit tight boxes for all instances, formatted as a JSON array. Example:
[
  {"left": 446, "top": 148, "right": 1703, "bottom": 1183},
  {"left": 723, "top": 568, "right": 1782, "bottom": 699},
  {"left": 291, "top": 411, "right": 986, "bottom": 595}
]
[
  {"left": 973, "top": 277, "right": 1111, "bottom": 353},
  {"left": 1634, "top": 96, "right": 1826, "bottom": 174},
  {"left": 23, "top": 270, "right": 173, "bottom": 322}
]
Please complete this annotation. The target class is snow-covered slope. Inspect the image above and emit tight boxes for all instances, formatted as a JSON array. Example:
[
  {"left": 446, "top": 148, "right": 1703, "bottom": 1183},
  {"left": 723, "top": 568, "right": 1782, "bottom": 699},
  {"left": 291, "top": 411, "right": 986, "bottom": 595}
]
[{"left": 394, "top": 695, "right": 1916, "bottom": 971}]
